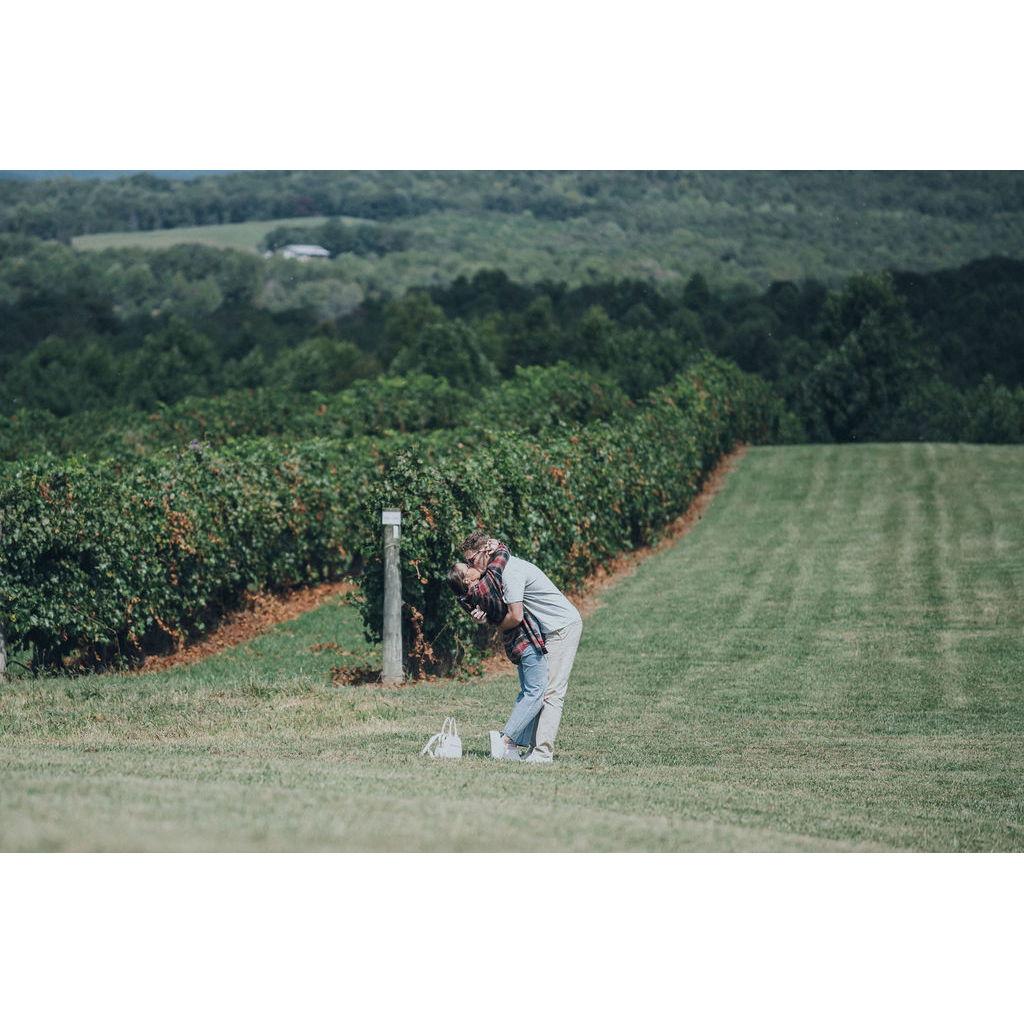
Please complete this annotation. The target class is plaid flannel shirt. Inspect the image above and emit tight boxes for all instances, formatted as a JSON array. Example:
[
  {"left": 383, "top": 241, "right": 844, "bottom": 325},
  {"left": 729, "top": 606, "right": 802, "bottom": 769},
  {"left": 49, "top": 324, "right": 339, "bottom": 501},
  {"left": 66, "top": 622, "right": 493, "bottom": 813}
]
[{"left": 460, "top": 543, "right": 547, "bottom": 664}]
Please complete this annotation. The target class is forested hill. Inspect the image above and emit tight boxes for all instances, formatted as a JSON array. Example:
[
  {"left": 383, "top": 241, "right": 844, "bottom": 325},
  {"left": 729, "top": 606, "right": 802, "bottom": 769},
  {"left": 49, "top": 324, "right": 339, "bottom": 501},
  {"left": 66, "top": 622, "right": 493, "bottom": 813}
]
[
  {"left": 2, "top": 226, "right": 1022, "bottom": 449},
  {"left": 2, "top": 171, "right": 1022, "bottom": 449},
  {"left": 3, "top": 170, "right": 1023, "bottom": 290}
]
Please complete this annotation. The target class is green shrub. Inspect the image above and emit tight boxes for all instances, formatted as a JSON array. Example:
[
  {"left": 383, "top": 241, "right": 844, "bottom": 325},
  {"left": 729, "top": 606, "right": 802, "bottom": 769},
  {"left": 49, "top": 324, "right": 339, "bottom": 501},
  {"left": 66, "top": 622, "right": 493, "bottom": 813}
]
[
  {"left": 963, "top": 377, "right": 1024, "bottom": 443},
  {"left": 0, "top": 438, "right": 383, "bottom": 669},
  {"left": 0, "top": 375, "right": 467, "bottom": 461},
  {"left": 464, "top": 363, "right": 634, "bottom": 434},
  {"left": 390, "top": 320, "right": 499, "bottom": 389},
  {"left": 1, "top": 366, "right": 631, "bottom": 461}
]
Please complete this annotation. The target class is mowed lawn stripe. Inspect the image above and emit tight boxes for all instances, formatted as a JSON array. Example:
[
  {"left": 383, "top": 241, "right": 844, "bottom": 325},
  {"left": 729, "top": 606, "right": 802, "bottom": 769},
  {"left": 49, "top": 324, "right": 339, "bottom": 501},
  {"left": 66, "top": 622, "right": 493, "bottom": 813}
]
[
  {"left": 1, "top": 443, "right": 1022, "bottom": 850},
  {"left": 569, "top": 443, "right": 1024, "bottom": 850}
]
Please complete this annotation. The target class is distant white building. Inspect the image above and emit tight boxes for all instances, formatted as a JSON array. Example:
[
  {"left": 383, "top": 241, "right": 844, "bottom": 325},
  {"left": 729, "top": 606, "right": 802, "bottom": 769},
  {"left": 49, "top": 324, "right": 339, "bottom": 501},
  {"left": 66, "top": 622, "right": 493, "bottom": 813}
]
[{"left": 279, "top": 243, "right": 331, "bottom": 261}]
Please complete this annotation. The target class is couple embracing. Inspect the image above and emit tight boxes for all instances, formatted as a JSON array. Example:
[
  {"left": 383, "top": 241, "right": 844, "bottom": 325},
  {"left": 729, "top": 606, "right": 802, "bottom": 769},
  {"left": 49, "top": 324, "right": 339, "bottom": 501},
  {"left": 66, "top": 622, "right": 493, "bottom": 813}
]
[{"left": 448, "top": 530, "right": 582, "bottom": 763}]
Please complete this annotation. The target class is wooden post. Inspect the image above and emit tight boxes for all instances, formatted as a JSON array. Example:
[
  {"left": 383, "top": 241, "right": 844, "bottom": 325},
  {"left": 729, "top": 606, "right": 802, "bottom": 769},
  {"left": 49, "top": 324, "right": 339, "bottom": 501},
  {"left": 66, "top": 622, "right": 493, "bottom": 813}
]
[{"left": 381, "top": 508, "right": 403, "bottom": 684}]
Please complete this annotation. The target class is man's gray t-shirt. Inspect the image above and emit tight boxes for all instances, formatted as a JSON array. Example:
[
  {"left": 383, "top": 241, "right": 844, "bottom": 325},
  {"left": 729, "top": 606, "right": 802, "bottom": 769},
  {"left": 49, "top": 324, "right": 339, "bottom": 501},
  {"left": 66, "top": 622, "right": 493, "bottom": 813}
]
[{"left": 501, "top": 555, "right": 582, "bottom": 634}]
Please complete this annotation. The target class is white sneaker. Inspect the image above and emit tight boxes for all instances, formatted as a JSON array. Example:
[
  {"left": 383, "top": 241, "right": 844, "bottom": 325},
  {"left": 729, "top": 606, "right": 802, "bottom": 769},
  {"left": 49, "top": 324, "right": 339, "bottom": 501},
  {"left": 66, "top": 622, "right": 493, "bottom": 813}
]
[
  {"left": 522, "top": 750, "right": 553, "bottom": 764},
  {"left": 490, "top": 730, "right": 521, "bottom": 760}
]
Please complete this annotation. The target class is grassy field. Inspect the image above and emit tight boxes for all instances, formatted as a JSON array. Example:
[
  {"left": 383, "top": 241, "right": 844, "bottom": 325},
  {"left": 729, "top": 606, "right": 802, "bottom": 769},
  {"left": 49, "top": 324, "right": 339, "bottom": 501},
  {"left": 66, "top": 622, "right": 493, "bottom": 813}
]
[
  {"left": 71, "top": 216, "right": 332, "bottom": 252},
  {"left": 2, "top": 443, "right": 1023, "bottom": 851}
]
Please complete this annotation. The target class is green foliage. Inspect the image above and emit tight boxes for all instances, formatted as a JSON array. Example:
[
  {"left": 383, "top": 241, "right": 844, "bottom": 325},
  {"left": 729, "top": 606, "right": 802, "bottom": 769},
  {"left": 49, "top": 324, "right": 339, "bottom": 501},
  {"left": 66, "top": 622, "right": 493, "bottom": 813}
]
[
  {"left": 4, "top": 335, "right": 120, "bottom": 417},
  {"left": 127, "top": 317, "right": 224, "bottom": 409},
  {"left": 892, "top": 256, "right": 1024, "bottom": 389},
  {"left": 683, "top": 272, "right": 712, "bottom": 311},
  {"left": 266, "top": 337, "right": 379, "bottom": 393},
  {"left": 879, "top": 378, "right": 972, "bottom": 442},
  {"left": 962, "top": 377, "right": 1024, "bottom": 443},
  {"left": 390, "top": 320, "right": 499, "bottom": 390},
  {"left": 325, "top": 374, "right": 469, "bottom": 436},
  {"left": 0, "top": 438, "right": 384, "bottom": 669},
  {"left": 0, "top": 367, "right": 632, "bottom": 461},
  {"left": 876, "top": 375, "right": 1024, "bottom": 444},
  {"left": 793, "top": 274, "right": 933, "bottom": 442},
  {"left": 472, "top": 363, "right": 634, "bottom": 433},
  {"left": 351, "top": 355, "right": 795, "bottom": 676},
  {"left": 374, "top": 291, "right": 448, "bottom": 365}
]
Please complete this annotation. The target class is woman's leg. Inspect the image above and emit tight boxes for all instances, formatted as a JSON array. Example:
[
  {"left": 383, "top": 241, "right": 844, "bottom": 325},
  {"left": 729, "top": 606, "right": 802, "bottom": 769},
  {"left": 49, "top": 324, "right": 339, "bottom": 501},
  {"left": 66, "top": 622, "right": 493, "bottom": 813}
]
[{"left": 502, "top": 648, "right": 549, "bottom": 746}]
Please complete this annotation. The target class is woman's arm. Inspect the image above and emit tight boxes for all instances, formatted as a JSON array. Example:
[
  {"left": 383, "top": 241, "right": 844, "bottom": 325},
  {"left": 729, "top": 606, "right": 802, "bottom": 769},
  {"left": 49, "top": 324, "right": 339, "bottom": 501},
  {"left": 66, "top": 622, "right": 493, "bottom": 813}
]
[
  {"left": 465, "top": 577, "right": 508, "bottom": 626},
  {"left": 497, "top": 602, "right": 524, "bottom": 631}
]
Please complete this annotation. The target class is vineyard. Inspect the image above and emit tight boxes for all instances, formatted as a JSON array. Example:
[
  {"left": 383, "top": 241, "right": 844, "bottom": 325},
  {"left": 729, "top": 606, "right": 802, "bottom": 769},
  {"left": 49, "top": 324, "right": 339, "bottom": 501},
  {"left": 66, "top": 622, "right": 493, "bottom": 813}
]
[{"left": 0, "top": 355, "right": 791, "bottom": 674}]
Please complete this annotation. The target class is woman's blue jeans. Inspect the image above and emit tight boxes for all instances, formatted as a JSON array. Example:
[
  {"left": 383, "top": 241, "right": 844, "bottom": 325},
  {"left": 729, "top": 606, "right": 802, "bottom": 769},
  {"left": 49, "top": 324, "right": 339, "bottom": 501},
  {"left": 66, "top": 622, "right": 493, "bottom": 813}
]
[{"left": 502, "top": 646, "right": 549, "bottom": 746}]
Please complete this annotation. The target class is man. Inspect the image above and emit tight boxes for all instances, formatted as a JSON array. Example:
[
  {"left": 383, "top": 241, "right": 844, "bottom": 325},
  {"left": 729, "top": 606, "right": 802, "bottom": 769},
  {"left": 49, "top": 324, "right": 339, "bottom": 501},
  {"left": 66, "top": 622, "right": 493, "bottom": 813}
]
[{"left": 461, "top": 530, "right": 583, "bottom": 764}]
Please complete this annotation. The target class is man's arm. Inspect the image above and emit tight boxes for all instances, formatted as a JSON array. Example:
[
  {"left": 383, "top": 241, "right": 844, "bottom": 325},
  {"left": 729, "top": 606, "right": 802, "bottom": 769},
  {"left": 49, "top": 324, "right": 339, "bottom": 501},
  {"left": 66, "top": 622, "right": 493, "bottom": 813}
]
[{"left": 499, "top": 557, "right": 527, "bottom": 623}]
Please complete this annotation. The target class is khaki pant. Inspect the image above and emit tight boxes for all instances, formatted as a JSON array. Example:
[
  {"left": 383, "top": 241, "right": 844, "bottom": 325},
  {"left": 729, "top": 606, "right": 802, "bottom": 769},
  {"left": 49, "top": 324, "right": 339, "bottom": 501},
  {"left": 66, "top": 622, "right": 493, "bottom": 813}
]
[{"left": 528, "top": 617, "right": 583, "bottom": 761}]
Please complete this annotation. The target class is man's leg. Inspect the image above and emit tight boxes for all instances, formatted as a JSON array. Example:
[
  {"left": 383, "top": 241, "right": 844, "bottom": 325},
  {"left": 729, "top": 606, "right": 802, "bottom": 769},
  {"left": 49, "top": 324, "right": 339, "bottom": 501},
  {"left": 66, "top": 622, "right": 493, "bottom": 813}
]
[
  {"left": 501, "top": 647, "right": 549, "bottom": 748},
  {"left": 528, "top": 618, "right": 582, "bottom": 762}
]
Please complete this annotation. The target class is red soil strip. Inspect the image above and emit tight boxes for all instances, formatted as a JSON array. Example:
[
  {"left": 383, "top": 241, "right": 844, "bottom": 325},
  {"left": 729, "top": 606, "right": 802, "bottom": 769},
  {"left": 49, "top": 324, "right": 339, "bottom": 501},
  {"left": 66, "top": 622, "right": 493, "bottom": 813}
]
[{"left": 129, "top": 580, "right": 356, "bottom": 675}]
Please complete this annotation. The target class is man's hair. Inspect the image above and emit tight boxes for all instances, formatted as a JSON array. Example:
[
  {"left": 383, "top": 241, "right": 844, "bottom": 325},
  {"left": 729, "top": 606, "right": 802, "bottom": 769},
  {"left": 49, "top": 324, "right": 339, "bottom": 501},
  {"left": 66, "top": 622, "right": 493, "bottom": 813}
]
[
  {"left": 459, "top": 528, "right": 491, "bottom": 557},
  {"left": 447, "top": 565, "right": 470, "bottom": 596}
]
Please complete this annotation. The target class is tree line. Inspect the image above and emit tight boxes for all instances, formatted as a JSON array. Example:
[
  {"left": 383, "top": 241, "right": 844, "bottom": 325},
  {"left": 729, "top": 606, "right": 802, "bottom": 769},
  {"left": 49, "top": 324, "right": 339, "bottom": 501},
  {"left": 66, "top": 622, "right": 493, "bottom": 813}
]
[
  {"left": 2, "top": 230, "right": 1022, "bottom": 446},
  {"left": 4, "top": 170, "right": 1024, "bottom": 242}
]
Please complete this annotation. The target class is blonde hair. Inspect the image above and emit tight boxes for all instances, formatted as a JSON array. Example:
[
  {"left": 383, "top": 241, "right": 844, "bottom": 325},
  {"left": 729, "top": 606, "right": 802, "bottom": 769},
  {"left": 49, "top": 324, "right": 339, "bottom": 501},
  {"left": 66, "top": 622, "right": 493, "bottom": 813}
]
[{"left": 459, "top": 528, "right": 491, "bottom": 557}]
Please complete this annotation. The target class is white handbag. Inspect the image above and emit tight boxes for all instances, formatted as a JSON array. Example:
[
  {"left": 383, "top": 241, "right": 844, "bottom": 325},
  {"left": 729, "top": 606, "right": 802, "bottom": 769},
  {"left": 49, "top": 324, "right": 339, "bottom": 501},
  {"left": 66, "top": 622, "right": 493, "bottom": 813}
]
[{"left": 421, "top": 717, "right": 462, "bottom": 758}]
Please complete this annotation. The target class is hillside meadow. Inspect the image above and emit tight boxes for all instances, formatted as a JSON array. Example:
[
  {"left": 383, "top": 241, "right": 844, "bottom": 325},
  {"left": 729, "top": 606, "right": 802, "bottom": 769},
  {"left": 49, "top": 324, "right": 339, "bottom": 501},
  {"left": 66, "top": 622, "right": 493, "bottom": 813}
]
[{"left": 72, "top": 216, "right": 332, "bottom": 252}]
